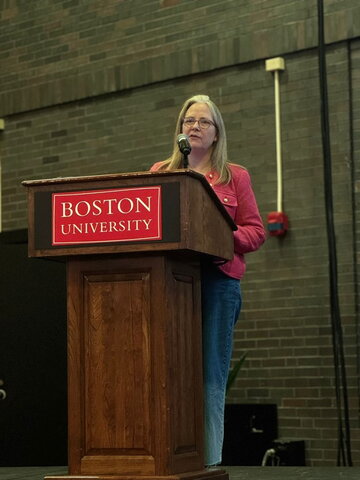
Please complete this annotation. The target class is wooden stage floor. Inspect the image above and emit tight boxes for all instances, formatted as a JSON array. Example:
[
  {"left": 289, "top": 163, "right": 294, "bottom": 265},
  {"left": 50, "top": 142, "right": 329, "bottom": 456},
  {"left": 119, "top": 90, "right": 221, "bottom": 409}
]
[{"left": 1, "top": 466, "right": 359, "bottom": 480}]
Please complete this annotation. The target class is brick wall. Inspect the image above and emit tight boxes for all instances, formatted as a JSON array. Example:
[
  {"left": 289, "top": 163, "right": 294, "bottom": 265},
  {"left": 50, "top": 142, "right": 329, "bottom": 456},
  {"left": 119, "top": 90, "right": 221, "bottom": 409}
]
[
  {"left": 0, "top": 0, "right": 359, "bottom": 467},
  {"left": 1, "top": 0, "right": 359, "bottom": 115}
]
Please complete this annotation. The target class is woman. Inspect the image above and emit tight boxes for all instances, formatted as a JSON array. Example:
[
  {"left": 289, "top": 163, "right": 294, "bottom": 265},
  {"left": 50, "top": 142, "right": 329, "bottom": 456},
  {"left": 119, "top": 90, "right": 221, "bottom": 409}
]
[{"left": 151, "top": 94, "right": 266, "bottom": 466}]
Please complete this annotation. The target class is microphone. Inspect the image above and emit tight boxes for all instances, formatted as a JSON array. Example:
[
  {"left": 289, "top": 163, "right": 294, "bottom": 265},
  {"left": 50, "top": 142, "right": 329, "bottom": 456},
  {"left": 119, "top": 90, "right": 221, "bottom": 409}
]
[{"left": 177, "top": 134, "right": 191, "bottom": 156}]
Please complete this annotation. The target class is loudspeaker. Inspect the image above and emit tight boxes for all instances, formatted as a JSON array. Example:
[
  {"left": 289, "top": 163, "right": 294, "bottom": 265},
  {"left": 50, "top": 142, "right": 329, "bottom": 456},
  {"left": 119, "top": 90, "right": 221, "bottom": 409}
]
[
  {"left": 222, "top": 404, "right": 277, "bottom": 466},
  {"left": 270, "top": 439, "right": 306, "bottom": 466}
]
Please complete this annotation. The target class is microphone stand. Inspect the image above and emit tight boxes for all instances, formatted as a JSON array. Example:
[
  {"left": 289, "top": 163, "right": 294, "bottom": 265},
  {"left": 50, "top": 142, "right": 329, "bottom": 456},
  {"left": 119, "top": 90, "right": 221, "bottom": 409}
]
[{"left": 182, "top": 153, "right": 189, "bottom": 169}]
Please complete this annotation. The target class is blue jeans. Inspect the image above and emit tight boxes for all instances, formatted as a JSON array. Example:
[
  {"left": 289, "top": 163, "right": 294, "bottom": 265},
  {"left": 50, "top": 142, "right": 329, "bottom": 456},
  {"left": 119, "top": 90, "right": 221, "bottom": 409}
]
[{"left": 201, "top": 264, "right": 242, "bottom": 466}]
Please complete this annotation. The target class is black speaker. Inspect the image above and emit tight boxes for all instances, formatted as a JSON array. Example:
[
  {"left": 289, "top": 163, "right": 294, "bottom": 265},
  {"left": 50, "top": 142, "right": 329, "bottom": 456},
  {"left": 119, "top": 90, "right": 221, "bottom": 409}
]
[
  {"left": 222, "top": 404, "right": 277, "bottom": 466},
  {"left": 269, "top": 439, "right": 306, "bottom": 466}
]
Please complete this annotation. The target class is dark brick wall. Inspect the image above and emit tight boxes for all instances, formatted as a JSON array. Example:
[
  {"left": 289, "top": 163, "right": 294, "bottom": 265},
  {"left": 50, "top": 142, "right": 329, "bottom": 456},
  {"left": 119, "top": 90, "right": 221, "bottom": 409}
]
[
  {"left": 0, "top": 0, "right": 359, "bottom": 114},
  {"left": 0, "top": 0, "right": 359, "bottom": 467}
]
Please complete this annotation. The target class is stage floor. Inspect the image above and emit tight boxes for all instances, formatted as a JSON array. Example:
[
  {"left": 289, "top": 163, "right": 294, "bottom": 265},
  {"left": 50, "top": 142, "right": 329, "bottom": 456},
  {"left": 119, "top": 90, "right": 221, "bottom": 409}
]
[{"left": 1, "top": 466, "right": 360, "bottom": 480}]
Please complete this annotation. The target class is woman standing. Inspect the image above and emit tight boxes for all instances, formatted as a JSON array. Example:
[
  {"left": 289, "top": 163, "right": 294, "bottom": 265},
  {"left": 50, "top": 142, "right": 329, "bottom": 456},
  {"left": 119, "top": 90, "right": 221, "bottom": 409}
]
[{"left": 151, "top": 94, "right": 266, "bottom": 466}]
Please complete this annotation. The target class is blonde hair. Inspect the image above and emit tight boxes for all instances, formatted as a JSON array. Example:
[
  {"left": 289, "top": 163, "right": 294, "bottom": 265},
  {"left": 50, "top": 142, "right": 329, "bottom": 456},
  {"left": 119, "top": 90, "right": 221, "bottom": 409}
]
[{"left": 159, "top": 94, "right": 231, "bottom": 184}]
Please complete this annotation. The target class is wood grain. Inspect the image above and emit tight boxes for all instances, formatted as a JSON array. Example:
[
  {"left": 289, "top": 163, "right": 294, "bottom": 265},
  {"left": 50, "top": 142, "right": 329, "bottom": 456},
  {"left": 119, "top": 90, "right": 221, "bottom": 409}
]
[{"left": 66, "top": 254, "right": 210, "bottom": 478}]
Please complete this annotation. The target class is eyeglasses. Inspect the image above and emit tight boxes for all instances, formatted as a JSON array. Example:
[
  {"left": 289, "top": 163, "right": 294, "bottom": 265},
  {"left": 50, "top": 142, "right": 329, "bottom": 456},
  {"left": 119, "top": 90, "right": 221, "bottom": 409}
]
[{"left": 183, "top": 117, "right": 215, "bottom": 129}]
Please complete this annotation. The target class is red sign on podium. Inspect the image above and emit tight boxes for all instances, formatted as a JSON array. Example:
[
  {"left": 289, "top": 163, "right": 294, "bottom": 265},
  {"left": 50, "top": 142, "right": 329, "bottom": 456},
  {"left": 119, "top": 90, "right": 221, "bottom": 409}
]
[{"left": 52, "top": 186, "right": 162, "bottom": 245}]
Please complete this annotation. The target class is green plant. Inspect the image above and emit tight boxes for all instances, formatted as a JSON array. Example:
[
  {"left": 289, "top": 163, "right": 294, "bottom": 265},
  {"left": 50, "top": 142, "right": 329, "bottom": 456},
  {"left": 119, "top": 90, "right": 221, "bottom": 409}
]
[{"left": 226, "top": 351, "right": 247, "bottom": 395}]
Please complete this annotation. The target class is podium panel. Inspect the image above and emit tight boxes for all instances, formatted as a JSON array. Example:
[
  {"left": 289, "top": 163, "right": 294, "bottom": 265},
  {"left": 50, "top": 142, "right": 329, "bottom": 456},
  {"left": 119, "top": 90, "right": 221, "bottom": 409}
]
[
  {"left": 82, "top": 270, "right": 152, "bottom": 467},
  {"left": 67, "top": 254, "right": 204, "bottom": 477}
]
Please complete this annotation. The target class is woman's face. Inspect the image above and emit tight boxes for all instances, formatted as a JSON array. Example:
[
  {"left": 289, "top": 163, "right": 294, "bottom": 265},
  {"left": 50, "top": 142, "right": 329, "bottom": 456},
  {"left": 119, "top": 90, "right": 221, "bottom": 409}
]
[{"left": 182, "top": 103, "right": 217, "bottom": 153}]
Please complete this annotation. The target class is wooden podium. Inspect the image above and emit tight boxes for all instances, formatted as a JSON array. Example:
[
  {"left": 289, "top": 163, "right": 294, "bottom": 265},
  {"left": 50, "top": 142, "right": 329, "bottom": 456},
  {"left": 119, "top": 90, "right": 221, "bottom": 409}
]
[{"left": 23, "top": 170, "right": 236, "bottom": 480}]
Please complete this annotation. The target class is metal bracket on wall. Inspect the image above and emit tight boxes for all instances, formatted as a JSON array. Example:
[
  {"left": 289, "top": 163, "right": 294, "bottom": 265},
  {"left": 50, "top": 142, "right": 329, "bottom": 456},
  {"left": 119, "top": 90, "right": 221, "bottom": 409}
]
[{"left": 265, "top": 57, "right": 288, "bottom": 236}]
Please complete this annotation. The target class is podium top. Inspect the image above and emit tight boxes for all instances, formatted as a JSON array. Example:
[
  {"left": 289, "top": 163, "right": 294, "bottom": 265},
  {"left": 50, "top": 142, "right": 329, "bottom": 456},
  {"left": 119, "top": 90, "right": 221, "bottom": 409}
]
[
  {"left": 23, "top": 169, "right": 236, "bottom": 231},
  {"left": 23, "top": 169, "right": 236, "bottom": 259}
]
